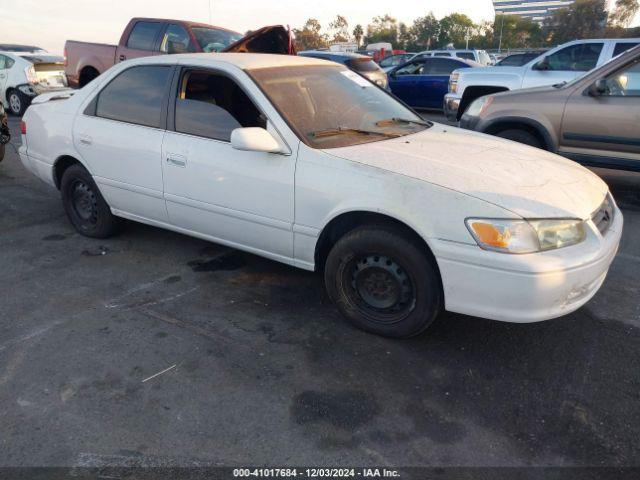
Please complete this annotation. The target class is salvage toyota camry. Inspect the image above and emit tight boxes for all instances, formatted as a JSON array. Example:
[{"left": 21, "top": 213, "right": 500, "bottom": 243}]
[{"left": 19, "top": 53, "right": 622, "bottom": 338}]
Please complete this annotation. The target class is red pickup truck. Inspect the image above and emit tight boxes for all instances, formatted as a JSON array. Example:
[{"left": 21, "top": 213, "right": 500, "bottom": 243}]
[{"left": 65, "top": 18, "right": 295, "bottom": 88}]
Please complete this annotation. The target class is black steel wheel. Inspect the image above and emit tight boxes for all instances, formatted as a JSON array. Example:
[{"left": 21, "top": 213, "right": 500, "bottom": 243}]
[
  {"left": 60, "top": 164, "right": 121, "bottom": 238},
  {"left": 325, "top": 224, "right": 442, "bottom": 338}
]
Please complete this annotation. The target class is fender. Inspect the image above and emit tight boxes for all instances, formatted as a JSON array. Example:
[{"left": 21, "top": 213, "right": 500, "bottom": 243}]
[{"left": 479, "top": 115, "right": 557, "bottom": 152}]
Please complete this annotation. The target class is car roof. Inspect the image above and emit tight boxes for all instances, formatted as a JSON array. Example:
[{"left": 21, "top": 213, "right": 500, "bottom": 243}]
[{"left": 129, "top": 52, "right": 337, "bottom": 70}]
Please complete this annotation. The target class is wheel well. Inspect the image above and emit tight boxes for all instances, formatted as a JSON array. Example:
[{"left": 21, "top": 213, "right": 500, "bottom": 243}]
[
  {"left": 484, "top": 121, "right": 550, "bottom": 150},
  {"left": 5, "top": 87, "right": 15, "bottom": 102},
  {"left": 314, "top": 211, "right": 440, "bottom": 276},
  {"left": 53, "top": 156, "right": 82, "bottom": 189},
  {"left": 79, "top": 66, "right": 99, "bottom": 88},
  {"left": 459, "top": 86, "right": 508, "bottom": 119}
]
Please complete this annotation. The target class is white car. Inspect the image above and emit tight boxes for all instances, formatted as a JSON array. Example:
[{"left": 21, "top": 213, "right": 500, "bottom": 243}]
[
  {"left": 19, "top": 53, "right": 623, "bottom": 338},
  {"left": 414, "top": 49, "right": 493, "bottom": 66},
  {"left": 444, "top": 38, "right": 640, "bottom": 121},
  {"left": 0, "top": 51, "right": 68, "bottom": 116}
]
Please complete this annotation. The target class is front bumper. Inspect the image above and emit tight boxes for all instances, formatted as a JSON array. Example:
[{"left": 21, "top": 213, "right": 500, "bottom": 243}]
[
  {"left": 443, "top": 94, "right": 461, "bottom": 122},
  {"left": 430, "top": 204, "right": 623, "bottom": 323},
  {"left": 459, "top": 113, "right": 480, "bottom": 131}
]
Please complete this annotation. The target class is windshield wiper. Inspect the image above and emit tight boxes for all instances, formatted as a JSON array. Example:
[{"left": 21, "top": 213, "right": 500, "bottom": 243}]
[
  {"left": 375, "top": 117, "right": 431, "bottom": 127},
  {"left": 310, "top": 127, "right": 401, "bottom": 139}
]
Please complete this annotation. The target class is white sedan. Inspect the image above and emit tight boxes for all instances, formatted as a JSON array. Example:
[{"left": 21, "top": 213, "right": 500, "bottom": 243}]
[{"left": 19, "top": 53, "right": 622, "bottom": 338}]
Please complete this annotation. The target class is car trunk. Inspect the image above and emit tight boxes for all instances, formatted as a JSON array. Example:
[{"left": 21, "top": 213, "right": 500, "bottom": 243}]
[
  {"left": 22, "top": 55, "right": 68, "bottom": 89},
  {"left": 222, "top": 25, "right": 296, "bottom": 55}
]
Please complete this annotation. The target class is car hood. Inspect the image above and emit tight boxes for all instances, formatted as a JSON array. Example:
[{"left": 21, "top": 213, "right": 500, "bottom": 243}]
[
  {"left": 461, "top": 65, "right": 525, "bottom": 76},
  {"left": 222, "top": 25, "right": 296, "bottom": 55},
  {"left": 325, "top": 124, "right": 608, "bottom": 219}
]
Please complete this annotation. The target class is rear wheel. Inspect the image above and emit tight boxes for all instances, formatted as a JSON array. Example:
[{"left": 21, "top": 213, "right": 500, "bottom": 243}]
[
  {"left": 60, "top": 164, "right": 121, "bottom": 238},
  {"left": 495, "top": 129, "right": 542, "bottom": 149},
  {"left": 0, "top": 143, "right": 4, "bottom": 162},
  {"left": 7, "top": 90, "right": 27, "bottom": 116},
  {"left": 324, "top": 225, "right": 442, "bottom": 338}
]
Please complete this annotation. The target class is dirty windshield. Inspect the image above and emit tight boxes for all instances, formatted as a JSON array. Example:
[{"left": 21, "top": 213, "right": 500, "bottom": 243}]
[
  {"left": 192, "top": 27, "right": 243, "bottom": 52},
  {"left": 249, "top": 65, "right": 430, "bottom": 149}
]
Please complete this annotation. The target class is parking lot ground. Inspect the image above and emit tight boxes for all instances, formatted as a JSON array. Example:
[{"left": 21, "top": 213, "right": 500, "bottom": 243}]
[{"left": 1, "top": 114, "right": 639, "bottom": 468}]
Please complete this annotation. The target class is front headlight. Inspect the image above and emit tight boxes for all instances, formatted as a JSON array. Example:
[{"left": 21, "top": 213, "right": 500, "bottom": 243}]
[
  {"left": 465, "top": 218, "right": 586, "bottom": 254},
  {"left": 465, "top": 96, "right": 493, "bottom": 117}
]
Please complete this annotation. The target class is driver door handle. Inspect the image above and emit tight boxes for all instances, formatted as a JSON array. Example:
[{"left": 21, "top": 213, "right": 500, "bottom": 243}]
[{"left": 166, "top": 153, "right": 187, "bottom": 168}]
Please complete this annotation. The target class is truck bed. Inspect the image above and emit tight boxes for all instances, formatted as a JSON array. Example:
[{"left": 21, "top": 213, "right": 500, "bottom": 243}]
[{"left": 64, "top": 40, "right": 117, "bottom": 88}]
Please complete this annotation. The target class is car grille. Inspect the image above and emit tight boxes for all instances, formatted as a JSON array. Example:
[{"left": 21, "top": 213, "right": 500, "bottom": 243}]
[{"left": 591, "top": 194, "right": 614, "bottom": 236}]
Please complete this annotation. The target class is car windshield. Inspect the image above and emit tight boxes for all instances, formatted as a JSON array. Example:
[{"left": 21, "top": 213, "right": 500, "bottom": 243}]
[
  {"left": 191, "top": 27, "right": 243, "bottom": 52},
  {"left": 249, "top": 65, "right": 430, "bottom": 149}
]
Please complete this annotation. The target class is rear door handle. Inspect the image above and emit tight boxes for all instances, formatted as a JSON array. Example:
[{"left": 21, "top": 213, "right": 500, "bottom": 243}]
[
  {"left": 78, "top": 134, "right": 92, "bottom": 146},
  {"left": 166, "top": 154, "right": 187, "bottom": 167}
]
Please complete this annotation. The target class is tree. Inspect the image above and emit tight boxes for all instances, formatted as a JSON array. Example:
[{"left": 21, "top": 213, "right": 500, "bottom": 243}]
[
  {"left": 365, "top": 15, "right": 399, "bottom": 45},
  {"left": 410, "top": 12, "right": 440, "bottom": 50},
  {"left": 609, "top": 0, "right": 640, "bottom": 27},
  {"left": 353, "top": 24, "right": 364, "bottom": 47},
  {"left": 543, "top": 0, "right": 608, "bottom": 44},
  {"left": 329, "top": 15, "right": 350, "bottom": 43},
  {"left": 438, "top": 13, "right": 475, "bottom": 49},
  {"left": 293, "top": 18, "right": 328, "bottom": 50},
  {"left": 492, "top": 14, "right": 542, "bottom": 50}
]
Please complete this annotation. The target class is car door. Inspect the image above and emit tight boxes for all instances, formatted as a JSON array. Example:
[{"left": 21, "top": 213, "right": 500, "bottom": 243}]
[
  {"left": 388, "top": 60, "right": 425, "bottom": 106},
  {"left": 73, "top": 64, "right": 173, "bottom": 222},
  {"left": 522, "top": 42, "right": 604, "bottom": 89},
  {"left": 116, "top": 20, "right": 165, "bottom": 63},
  {"left": 418, "top": 58, "right": 467, "bottom": 109},
  {"left": 559, "top": 56, "right": 640, "bottom": 169},
  {"left": 160, "top": 65, "right": 296, "bottom": 260}
]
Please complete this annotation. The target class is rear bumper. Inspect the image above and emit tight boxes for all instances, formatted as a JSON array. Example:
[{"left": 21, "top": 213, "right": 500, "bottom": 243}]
[
  {"left": 430, "top": 205, "right": 623, "bottom": 323},
  {"left": 443, "top": 94, "right": 461, "bottom": 122}
]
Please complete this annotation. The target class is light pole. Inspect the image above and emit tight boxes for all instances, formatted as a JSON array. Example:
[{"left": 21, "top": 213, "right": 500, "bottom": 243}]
[{"left": 498, "top": 14, "right": 505, "bottom": 53}]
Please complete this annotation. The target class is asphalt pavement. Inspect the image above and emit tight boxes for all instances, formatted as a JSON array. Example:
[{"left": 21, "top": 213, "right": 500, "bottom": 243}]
[{"left": 1, "top": 114, "right": 639, "bottom": 469}]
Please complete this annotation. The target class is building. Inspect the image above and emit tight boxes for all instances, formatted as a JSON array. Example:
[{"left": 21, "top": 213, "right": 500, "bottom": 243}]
[{"left": 492, "top": 0, "right": 575, "bottom": 23}]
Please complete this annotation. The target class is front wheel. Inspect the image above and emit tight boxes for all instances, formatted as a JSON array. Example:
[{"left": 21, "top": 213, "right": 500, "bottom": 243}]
[
  {"left": 324, "top": 225, "right": 442, "bottom": 338},
  {"left": 60, "top": 164, "right": 121, "bottom": 238},
  {"left": 7, "top": 90, "right": 28, "bottom": 116}
]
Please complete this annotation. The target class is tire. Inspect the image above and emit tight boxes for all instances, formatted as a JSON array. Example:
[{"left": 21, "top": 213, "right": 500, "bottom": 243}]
[
  {"left": 60, "top": 164, "right": 121, "bottom": 238},
  {"left": 495, "top": 129, "right": 542, "bottom": 149},
  {"left": 79, "top": 67, "right": 99, "bottom": 88},
  {"left": 7, "top": 90, "right": 28, "bottom": 116},
  {"left": 0, "top": 143, "right": 4, "bottom": 163},
  {"left": 324, "top": 225, "right": 443, "bottom": 338}
]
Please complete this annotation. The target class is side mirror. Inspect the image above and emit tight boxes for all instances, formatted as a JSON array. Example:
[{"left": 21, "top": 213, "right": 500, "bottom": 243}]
[
  {"left": 230, "top": 127, "right": 281, "bottom": 153},
  {"left": 533, "top": 56, "right": 550, "bottom": 71},
  {"left": 588, "top": 78, "right": 608, "bottom": 96}
]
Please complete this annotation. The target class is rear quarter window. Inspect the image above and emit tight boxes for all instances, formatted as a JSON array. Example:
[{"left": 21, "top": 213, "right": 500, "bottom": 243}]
[{"left": 95, "top": 65, "right": 172, "bottom": 128}]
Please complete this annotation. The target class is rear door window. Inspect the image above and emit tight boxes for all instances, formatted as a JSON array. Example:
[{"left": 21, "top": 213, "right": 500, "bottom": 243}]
[
  {"left": 96, "top": 65, "right": 172, "bottom": 128},
  {"left": 127, "top": 21, "right": 163, "bottom": 51},
  {"left": 426, "top": 58, "right": 465, "bottom": 75}
]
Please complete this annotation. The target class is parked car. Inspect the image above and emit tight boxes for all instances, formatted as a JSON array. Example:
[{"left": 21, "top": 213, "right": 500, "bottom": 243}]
[
  {"left": 0, "top": 103, "right": 9, "bottom": 162},
  {"left": 445, "top": 38, "right": 640, "bottom": 121},
  {"left": 496, "top": 51, "right": 548, "bottom": 67},
  {"left": 379, "top": 53, "right": 415, "bottom": 72},
  {"left": 0, "top": 44, "right": 47, "bottom": 54},
  {"left": 298, "top": 50, "right": 388, "bottom": 89},
  {"left": 65, "top": 18, "right": 296, "bottom": 88},
  {"left": 461, "top": 45, "right": 640, "bottom": 171},
  {"left": 0, "top": 51, "right": 67, "bottom": 115},
  {"left": 414, "top": 49, "right": 492, "bottom": 66},
  {"left": 388, "top": 56, "right": 480, "bottom": 109},
  {"left": 19, "top": 53, "right": 621, "bottom": 338}
]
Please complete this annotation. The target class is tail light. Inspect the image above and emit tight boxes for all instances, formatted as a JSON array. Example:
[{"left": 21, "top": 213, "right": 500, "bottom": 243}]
[
  {"left": 64, "top": 47, "right": 67, "bottom": 67},
  {"left": 20, "top": 121, "right": 27, "bottom": 135},
  {"left": 25, "top": 65, "right": 38, "bottom": 84}
]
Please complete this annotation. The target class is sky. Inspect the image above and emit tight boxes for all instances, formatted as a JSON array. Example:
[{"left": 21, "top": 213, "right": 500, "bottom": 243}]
[{"left": 1, "top": 0, "right": 639, "bottom": 54}]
